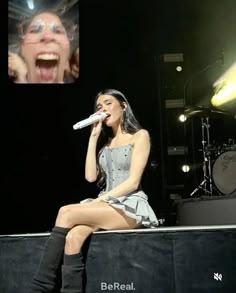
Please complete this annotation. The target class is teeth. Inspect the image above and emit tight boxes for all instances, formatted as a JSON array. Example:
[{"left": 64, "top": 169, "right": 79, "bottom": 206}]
[{"left": 37, "top": 54, "right": 59, "bottom": 60}]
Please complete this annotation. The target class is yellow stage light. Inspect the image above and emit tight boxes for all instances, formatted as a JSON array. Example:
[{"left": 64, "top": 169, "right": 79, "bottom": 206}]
[
  {"left": 211, "top": 61, "right": 236, "bottom": 107},
  {"left": 181, "top": 165, "right": 190, "bottom": 173},
  {"left": 178, "top": 114, "right": 187, "bottom": 122}
]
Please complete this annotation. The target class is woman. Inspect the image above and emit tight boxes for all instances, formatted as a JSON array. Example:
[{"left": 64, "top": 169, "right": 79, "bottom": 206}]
[
  {"left": 8, "top": 10, "right": 77, "bottom": 83},
  {"left": 29, "top": 89, "right": 159, "bottom": 293}
]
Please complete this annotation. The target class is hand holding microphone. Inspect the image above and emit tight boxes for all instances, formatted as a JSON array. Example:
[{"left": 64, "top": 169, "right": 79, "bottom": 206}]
[{"left": 73, "top": 112, "right": 108, "bottom": 130}]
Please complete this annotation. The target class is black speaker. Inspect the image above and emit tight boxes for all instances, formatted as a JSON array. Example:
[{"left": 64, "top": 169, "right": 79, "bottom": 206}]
[{"left": 176, "top": 195, "right": 236, "bottom": 225}]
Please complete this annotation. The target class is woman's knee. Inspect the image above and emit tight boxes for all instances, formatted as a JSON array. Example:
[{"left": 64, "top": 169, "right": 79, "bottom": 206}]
[
  {"left": 65, "top": 229, "right": 82, "bottom": 246},
  {"left": 65, "top": 226, "right": 95, "bottom": 250},
  {"left": 55, "top": 204, "right": 78, "bottom": 228}
]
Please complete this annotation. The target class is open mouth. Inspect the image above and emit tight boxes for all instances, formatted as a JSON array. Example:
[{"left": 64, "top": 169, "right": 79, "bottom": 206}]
[
  {"left": 104, "top": 114, "right": 111, "bottom": 122},
  {"left": 35, "top": 53, "right": 59, "bottom": 83},
  {"left": 105, "top": 113, "right": 111, "bottom": 118}
]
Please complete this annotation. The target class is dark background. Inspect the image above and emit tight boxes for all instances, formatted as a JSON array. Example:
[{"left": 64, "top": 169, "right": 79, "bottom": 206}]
[{"left": 2, "top": 0, "right": 236, "bottom": 234}]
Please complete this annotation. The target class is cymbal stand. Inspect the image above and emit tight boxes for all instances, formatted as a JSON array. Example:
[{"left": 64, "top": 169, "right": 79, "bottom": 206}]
[{"left": 190, "top": 117, "right": 213, "bottom": 196}]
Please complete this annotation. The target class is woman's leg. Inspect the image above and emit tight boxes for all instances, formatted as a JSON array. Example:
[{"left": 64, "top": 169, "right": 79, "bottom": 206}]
[
  {"left": 59, "top": 202, "right": 140, "bottom": 293},
  {"left": 56, "top": 201, "right": 140, "bottom": 231},
  {"left": 30, "top": 201, "right": 140, "bottom": 293},
  {"left": 61, "top": 225, "right": 97, "bottom": 293},
  {"left": 29, "top": 226, "right": 70, "bottom": 293}
]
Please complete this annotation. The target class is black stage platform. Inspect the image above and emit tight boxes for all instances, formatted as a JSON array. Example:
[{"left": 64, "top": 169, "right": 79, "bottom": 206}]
[{"left": 1, "top": 225, "right": 236, "bottom": 293}]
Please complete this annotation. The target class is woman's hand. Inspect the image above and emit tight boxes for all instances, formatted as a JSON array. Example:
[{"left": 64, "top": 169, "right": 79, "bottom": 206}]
[
  {"left": 90, "top": 112, "right": 104, "bottom": 138},
  {"left": 8, "top": 52, "right": 28, "bottom": 83},
  {"left": 70, "top": 47, "right": 79, "bottom": 79},
  {"left": 92, "top": 194, "right": 108, "bottom": 203},
  {"left": 71, "top": 63, "right": 79, "bottom": 79}
]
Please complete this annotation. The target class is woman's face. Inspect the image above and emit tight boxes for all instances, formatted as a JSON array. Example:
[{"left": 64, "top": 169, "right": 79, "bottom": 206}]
[
  {"left": 96, "top": 94, "right": 126, "bottom": 127},
  {"left": 20, "top": 12, "right": 70, "bottom": 83}
]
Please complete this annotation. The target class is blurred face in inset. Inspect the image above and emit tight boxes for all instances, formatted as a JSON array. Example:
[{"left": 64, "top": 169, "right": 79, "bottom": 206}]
[{"left": 20, "top": 12, "right": 70, "bottom": 83}]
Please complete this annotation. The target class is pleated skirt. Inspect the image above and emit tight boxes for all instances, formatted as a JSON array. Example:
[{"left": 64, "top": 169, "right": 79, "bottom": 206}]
[{"left": 103, "top": 191, "right": 160, "bottom": 228}]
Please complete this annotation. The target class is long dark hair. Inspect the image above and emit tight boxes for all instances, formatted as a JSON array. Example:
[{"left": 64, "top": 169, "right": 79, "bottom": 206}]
[{"left": 94, "top": 89, "right": 142, "bottom": 189}]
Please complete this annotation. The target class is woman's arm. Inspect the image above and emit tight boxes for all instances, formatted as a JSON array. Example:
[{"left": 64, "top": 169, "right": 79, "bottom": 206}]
[
  {"left": 85, "top": 136, "right": 99, "bottom": 182},
  {"left": 93, "top": 129, "right": 150, "bottom": 202},
  {"left": 85, "top": 118, "right": 103, "bottom": 182}
]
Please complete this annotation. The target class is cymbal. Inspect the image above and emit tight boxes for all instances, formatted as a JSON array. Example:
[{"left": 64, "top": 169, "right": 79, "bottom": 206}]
[{"left": 184, "top": 106, "right": 231, "bottom": 118}]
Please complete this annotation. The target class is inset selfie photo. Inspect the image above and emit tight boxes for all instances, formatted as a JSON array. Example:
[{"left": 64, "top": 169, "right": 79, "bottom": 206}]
[{"left": 8, "top": 0, "right": 79, "bottom": 83}]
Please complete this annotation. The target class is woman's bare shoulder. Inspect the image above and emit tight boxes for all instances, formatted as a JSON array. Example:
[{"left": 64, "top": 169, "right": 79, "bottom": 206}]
[
  {"left": 131, "top": 129, "right": 150, "bottom": 145},
  {"left": 134, "top": 129, "right": 150, "bottom": 139}
]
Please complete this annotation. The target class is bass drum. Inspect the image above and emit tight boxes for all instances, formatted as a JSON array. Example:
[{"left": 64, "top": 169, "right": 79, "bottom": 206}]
[{"left": 212, "top": 150, "right": 236, "bottom": 195}]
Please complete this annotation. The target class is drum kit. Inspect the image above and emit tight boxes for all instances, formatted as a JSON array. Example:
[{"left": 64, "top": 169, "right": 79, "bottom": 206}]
[{"left": 184, "top": 106, "right": 236, "bottom": 197}]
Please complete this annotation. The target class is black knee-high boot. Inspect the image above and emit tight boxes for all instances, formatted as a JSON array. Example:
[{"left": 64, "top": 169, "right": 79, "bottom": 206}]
[
  {"left": 61, "top": 253, "right": 84, "bottom": 293},
  {"left": 29, "top": 226, "right": 70, "bottom": 293}
]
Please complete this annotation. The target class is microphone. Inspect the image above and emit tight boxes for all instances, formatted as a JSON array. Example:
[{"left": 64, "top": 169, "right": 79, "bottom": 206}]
[{"left": 73, "top": 112, "right": 108, "bottom": 130}]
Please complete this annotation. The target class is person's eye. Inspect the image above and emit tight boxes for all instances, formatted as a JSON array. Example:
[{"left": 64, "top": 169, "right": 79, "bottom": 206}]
[
  {"left": 52, "top": 26, "right": 66, "bottom": 34},
  {"left": 28, "top": 24, "right": 42, "bottom": 33}
]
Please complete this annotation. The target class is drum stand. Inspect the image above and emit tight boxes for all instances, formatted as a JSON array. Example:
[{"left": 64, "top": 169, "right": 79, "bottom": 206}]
[{"left": 190, "top": 117, "right": 213, "bottom": 196}]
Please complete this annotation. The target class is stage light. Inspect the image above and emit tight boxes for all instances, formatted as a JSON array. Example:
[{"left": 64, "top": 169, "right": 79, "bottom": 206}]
[
  {"left": 181, "top": 165, "right": 190, "bottom": 173},
  {"left": 178, "top": 114, "right": 187, "bottom": 122},
  {"left": 176, "top": 66, "right": 182, "bottom": 72},
  {"left": 27, "top": 0, "right": 34, "bottom": 10},
  {"left": 211, "top": 61, "right": 236, "bottom": 107}
]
